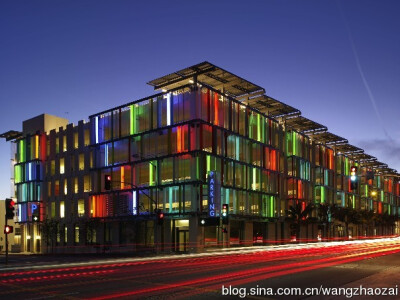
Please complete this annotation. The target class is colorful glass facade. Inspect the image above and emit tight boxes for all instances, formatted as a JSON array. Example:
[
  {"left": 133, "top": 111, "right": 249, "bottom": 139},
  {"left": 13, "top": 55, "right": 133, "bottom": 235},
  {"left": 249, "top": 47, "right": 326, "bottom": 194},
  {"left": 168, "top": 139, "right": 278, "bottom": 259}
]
[
  {"left": 89, "top": 86, "right": 282, "bottom": 219},
  {"left": 14, "top": 134, "right": 46, "bottom": 223},
  {"left": 6, "top": 62, "right": 400, "bottom": 253}
]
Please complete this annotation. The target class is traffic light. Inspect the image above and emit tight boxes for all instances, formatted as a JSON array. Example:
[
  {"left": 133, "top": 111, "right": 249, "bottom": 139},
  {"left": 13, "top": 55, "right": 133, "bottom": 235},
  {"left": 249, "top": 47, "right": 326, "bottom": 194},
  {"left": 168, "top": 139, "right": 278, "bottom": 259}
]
[
  {"left": 4, "top": 225, "right": 13, "bottom": 234},
  {"left": 156, "top": 209, "right": 164, "bottom": 225},
  {"left": 366, "top": 169, "right": 374, "bottom": 181},
  {"left": 104, "top": 175, "right": 111, "bottom": 190},
  {"left": 221, "top": 204, "right": 229, "bottom": 225},
  {"left": 5, "top": 198, "right": 15, "bottom": 219},
  {"left": 199, "top": 217, "right": 219, "bottom": 226},
  {"left": 350, "top": 166, "right": 358, "bottom": 191}
]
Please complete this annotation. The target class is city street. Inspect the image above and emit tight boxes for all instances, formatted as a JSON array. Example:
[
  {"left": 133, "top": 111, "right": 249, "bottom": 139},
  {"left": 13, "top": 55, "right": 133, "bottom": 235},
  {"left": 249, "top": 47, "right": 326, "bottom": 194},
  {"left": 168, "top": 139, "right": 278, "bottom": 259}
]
[{"left": 1, "top": 238, "right": 400, "bottom": 299}]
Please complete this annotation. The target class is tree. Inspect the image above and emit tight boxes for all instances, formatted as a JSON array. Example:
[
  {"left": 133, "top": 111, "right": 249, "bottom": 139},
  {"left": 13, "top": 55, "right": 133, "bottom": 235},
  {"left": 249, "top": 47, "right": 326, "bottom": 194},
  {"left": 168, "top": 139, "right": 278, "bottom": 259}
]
[
  {"left": 316, "top": 203, "right": 336, "bottom": 240},
  {"left": 285, "top": 202, "right": 315, "bottom": 241},
  {"left": 331, "top": 206, "right": 360, "bottom": 238},
  {"left": 78, "top": 217, "right": 100, "bottom": 245},
  {"left": 379, "top": 212, "right": 398, "bottom": 235},
  {"left": 359, "top": 209, "right": 375, "bottom": 237},
  {"left": 41, "top": 218, "right": 60, "bottom": 253}
]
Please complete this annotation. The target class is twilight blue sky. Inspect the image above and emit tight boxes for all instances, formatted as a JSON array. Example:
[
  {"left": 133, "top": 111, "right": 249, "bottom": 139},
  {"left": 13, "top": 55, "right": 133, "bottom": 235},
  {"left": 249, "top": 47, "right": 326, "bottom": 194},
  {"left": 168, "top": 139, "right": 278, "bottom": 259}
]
[{"left": 1, "top": 0, "right": 399, "bottom": 199}]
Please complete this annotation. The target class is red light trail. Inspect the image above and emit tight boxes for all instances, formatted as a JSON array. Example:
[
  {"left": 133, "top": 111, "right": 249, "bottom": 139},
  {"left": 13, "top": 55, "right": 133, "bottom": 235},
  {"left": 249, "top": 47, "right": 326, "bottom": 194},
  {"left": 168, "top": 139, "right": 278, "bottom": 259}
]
[{"left": 1, "top": 238, "right": 399, "bottom": 300}]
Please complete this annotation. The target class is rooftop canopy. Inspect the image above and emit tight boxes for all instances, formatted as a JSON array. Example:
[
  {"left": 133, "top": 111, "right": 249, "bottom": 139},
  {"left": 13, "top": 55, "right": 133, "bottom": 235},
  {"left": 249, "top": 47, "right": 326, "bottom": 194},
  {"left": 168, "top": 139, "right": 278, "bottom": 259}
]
[
  {"left": 285, "top": 115, "right": 327, "bottom": 133},
  {"left": 308, "top": 131, "right": 348, "bottom": 145},
  {"left": 147, "top": 61, "right": 398, "bottom": 176},
  {"left": 147, "top": 61, "right": 265, "bottom": 98},
  {"left": 332, "top": 143, "right": 364, "bottom": 154},
  {"left": 0, "top": 130, "right": 23, "bottom": 141},
  {"left": 244, "top": 94, "right": 301, "bottom": 118}
]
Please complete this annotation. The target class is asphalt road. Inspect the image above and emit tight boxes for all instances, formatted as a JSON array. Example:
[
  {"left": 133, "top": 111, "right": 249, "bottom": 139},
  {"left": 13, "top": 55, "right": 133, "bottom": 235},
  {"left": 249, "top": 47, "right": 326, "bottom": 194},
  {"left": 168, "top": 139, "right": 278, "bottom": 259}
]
[{"left": 1, "top": 238, "right": 400, "bottom": 300}]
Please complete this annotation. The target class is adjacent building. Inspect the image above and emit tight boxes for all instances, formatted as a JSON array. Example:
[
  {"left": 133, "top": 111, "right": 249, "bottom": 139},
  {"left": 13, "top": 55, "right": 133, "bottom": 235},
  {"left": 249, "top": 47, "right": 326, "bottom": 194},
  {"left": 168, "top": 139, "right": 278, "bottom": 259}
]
[{"left": 2, "top": 62, "right": 399, "bottom": 253}]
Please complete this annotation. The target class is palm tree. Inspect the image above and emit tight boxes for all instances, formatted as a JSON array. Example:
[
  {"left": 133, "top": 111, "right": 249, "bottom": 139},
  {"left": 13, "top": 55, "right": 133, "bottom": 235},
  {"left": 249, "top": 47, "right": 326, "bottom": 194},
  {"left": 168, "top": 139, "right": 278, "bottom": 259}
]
[
  {"left": 380, "top": 212, "right": 398, "bottom": 235},
  {"left": 331, "top": 206, "right": 360, "bottom": 238},
  {"left": 286, "top": 201, "right": 315, "bottom": 242},
  {"left": 359, "top": 209, "right": 375, "bottom": 237},
  {"left": 316, "top": 203, "right": 336, "bottom": 240}
]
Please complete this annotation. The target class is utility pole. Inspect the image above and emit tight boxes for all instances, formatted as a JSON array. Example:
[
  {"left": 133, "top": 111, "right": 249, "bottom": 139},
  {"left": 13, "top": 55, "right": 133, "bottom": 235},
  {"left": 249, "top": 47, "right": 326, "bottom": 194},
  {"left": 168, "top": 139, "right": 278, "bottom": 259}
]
[{"left": 5, "top": 215, "right": 8, "bottom": 265}]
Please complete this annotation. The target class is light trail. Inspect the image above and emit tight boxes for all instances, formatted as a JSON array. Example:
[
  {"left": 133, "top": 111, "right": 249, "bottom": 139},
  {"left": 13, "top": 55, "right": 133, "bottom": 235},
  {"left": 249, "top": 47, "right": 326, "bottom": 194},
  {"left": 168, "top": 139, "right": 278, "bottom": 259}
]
[
  {"left": 1, "top": 239, "right": 395, "bottom": 283},
  {"left": 86, "top": 239, "right": 400, "bottom": 300},
  {"left": 1, "top": 238, "right": 400, "bottom": 300}
]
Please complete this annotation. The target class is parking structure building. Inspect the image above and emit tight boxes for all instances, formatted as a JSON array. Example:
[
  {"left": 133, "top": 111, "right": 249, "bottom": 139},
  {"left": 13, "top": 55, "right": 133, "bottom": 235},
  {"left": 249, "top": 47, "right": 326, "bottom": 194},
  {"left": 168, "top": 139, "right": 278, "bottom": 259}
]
[{"left": 2, "top": 62, "right": 399, "bottom": 254}]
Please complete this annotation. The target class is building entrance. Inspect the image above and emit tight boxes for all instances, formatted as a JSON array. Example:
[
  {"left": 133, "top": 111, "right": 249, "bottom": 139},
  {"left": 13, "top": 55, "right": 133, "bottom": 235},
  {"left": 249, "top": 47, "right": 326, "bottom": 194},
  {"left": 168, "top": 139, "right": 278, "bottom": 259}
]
[
  {"left": 176, "top": 229, "right": 189, "bottom": 252},
  {"left": 174, "top": 219, "right": 189, "bottom": 253}
]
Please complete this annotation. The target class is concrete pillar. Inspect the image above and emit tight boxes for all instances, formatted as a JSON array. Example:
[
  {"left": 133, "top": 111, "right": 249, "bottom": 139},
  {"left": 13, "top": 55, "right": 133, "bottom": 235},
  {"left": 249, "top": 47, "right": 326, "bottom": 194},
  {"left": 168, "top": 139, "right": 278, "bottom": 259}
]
[
  {"left": 267, "top": 222, "right": 276, "bottom": 244},
  {"left": 163, "top": 218, "right": 173, "bottom": 253},
  {"left": 189, "top": 216, "right": 204, "bottom": 253},
  {"left": 242, "top": 221, "right": 253, "bottom": 246},
  {"left": 154, "top": 221, "right": 162, "bottom": 253},
  {"left": 281, "top": 221, "right": 289, "bottom": 242},
  {"left": 68, "top": 223, "right": 75, "bottom": 252},
  {"left": 112, "top": 221, "right": 119, "bottom": 247},
  {"left": 277, "top": 222, "right": 283, "bottom": 244}
]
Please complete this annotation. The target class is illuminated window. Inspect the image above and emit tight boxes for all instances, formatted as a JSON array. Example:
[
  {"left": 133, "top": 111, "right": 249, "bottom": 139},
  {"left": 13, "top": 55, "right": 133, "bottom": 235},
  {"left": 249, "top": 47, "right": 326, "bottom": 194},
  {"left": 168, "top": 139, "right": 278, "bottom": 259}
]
[
  {"left": 63, "top": 178, "right": 68, "bottom": 195},
  {"left": 74, "top": 177, "right": 78, "bottom": 193},
  {"left": 84, "top": 128, "right": 90, "bottom": 146},
  {"left": 89, "top": 152, "right": 93, "bottom": 168},
  {"left": 60, "top": 158, "right": 65, "bottom": 174},
  {"left": 63, "top": 135, "right": 67, "bottom": 152},
  {"left": 56, "top": 225, "right": 60, "bottom": 243},
  {"left": 74, "top": 132, "right": 78, "bottom": 149},
  {"left": 56, "top": 137, "right": 60, "bottom": 154},
  {"left": 64, "top": 226, "right": 67, "bottom": 243},
  {"left": 161, "top": 158, "right": 173, "bottom": 184},
  {"left": 74, "top": 225, "right": 79, "bottom": 244},
  {"left": 51, "top": 202, "right": 56, "bottom": 218},
  {"left": 51, "top": 160, "right": 55, "bottom": 175},
  {"left": 79, "top": 154, "right": 84, "bottom": 170},
  {"left": 60, "top": 201, "right": 65, "bottom": 218},
  {"left": 78, "top": 199, "right": 85, "bottom": 217},
  {"left": 84, "top": 175, "right": 91, "bottom": 192},
  {"left": 114, "top": 140, "right": 129, "bottom": 164}
]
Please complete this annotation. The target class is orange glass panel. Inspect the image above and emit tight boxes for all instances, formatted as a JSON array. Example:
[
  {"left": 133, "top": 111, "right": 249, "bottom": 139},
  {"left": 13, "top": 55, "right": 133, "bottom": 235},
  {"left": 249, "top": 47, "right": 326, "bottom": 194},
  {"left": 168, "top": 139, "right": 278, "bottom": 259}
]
[
  {"left": 298, "top": 180, "right": 303, "bottom": 199},
  {"left": 214, "top": 92, "right": 219, "bottom": 125},
  {"left": 121, "top": 166, "right": 125, "bottom": 189},
  {"left": 177, "top": 126, "right": 182, "bottom": 153}
]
